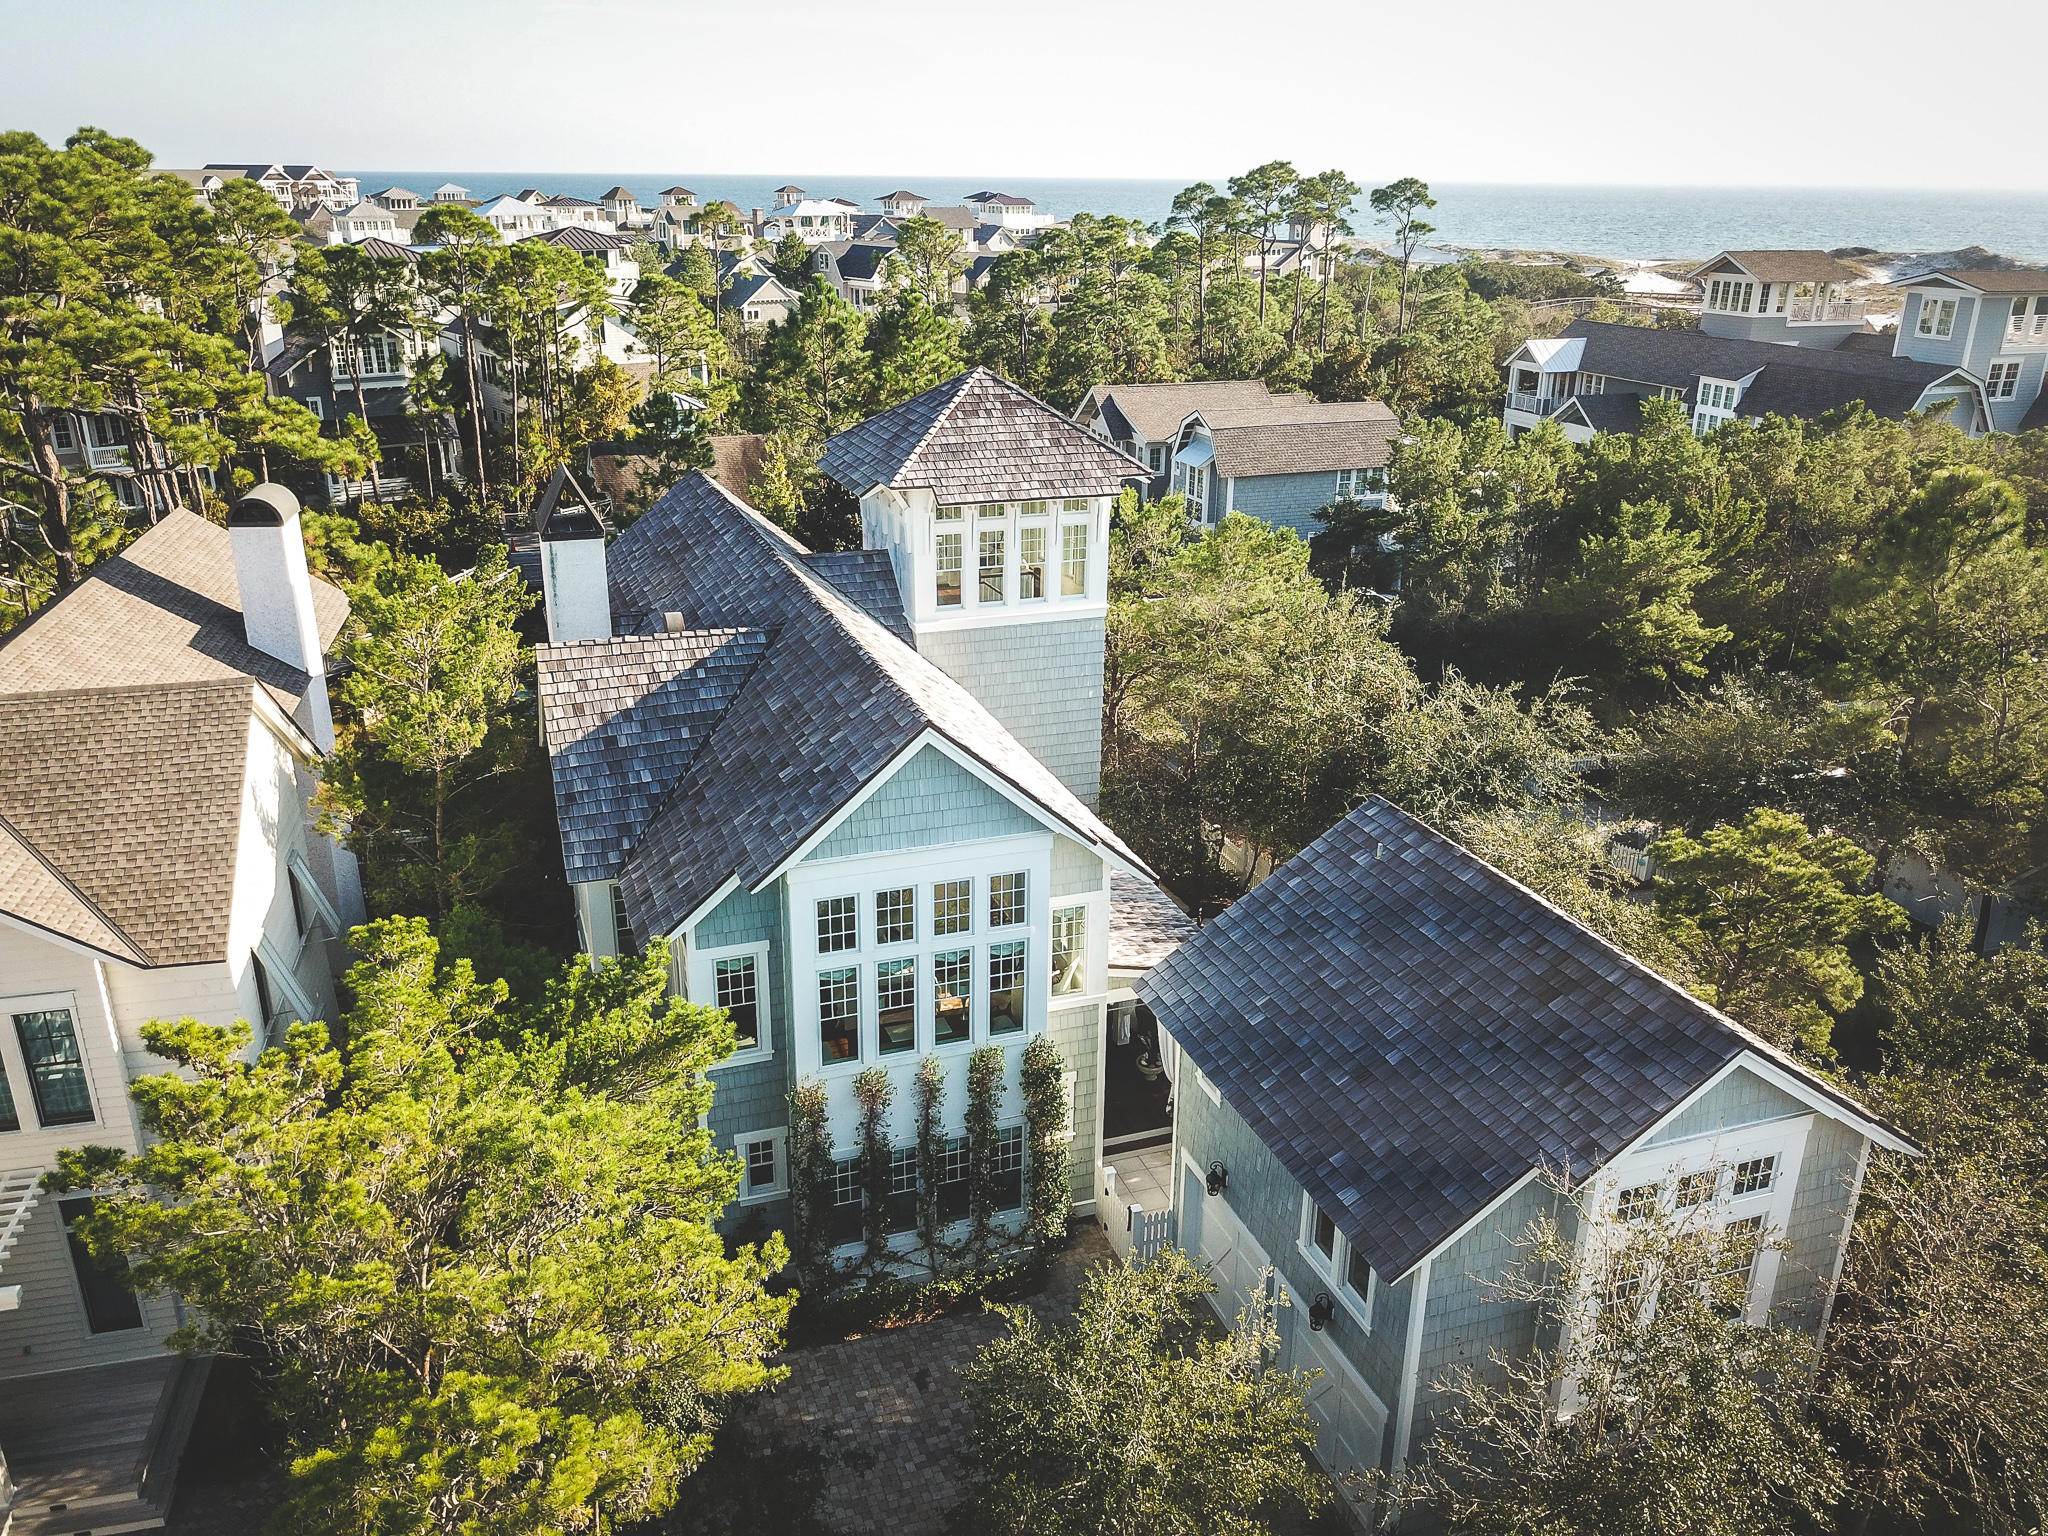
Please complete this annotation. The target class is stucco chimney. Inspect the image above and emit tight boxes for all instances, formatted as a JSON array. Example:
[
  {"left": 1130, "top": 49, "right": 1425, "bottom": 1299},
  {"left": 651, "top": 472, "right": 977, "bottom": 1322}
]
[
  {"left": 230, "top": 483, "right": 332, "bottom": 750},
  {"left": 535, "top": 466, "right": 612, "bottom": 643}
]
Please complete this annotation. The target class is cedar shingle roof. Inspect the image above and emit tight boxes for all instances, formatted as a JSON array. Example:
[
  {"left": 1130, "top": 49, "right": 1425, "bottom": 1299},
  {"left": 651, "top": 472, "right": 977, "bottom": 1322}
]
[
  {"left": 0, "top": 511, "right": 348, "bottom": 716},
  {"left": 1108, "top": 871, "right": 1198, "bottom": 972},
  {"left": 819, "top": 367, "right": 1148, "bottom": 502},
  {"left": 1139, "top": 797, "right": 1901, "bottom": 1279},
  {"left": 1077, "top": 379, "right": 1276, "bottom": 443},
  {"left": 798, "top": 551, "right": 914, "bottom": 643},
  {"left": 542, "top": 472, "right": 1144, "bottom": 940},
  {"left": 0, "top": 681, "right": 263, "bottom": 965},
  {"left": 1691, "top": 250, "right": 1863, "bottom": 285}
]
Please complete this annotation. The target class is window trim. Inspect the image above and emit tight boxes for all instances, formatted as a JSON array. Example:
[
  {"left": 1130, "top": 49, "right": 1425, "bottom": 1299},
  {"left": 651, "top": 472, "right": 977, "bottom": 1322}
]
[
  {"left": 732, "top": 1127, "right": 790, "bottom": 1204},
  {"left": 1, "top": 994, "right": 96, "bottom": 1131},
  {"left": 1916, "top": 293, "right": 1958, "bottom": 339},
  {"left": 1297, "top": 1193, "right": 1375, "bottom": 1331},
  {"left": 1986, "top": 358, "right": 2023, "bottom": 401},
  {"left": 687, "top": 939, "right": 775, "bottom": 1065}
]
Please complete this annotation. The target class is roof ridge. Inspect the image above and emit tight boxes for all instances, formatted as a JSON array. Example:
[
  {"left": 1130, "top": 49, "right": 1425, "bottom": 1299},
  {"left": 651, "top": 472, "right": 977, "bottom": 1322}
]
[
  {"left": 0, "top": 808, "right": 154, "bottom": 965},
  {"left": 0, "top": 675, "right": 261, "bottom": 706}
]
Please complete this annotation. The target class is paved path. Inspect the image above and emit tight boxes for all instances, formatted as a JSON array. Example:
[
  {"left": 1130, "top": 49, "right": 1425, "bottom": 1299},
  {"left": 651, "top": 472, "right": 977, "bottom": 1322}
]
[{"left": 744, "top": 1223, "right": 1115, "bottom": 1536}]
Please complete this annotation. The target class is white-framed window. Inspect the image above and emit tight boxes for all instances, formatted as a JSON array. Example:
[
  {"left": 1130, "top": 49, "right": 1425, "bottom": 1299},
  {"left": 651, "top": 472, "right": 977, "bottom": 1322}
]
[
  {"left": 932, "top": 947, "right": 973, "bottom": 1046},
  {"left": 988, "top": 941, "right": 1027, "bottom": 1035},
  {"left": 1987, "top": 359, "right": 2023, "bottom": 400},
  {"left": 1675, "top": 1170, "right": 1716, "bottom": 1209},
  {"left": 978, "top": 501, "right": 1006, "bottom": 519},
  {"left": 1334, "top": 467, "right": 1385, "bottom": 501},
  {"left": 1578, "top": 372, "right": 1607, "bottom": 395},
  {"left": 1917, "top": 295, "right": 1958, "bottom": 338},
  {"left": 935, "top": 503, "right": 964, "bottom": 521},
  {"left": 611, "top": 883, "right": 637, "bottom": 957},
  {"left": 816, "top": 894, "right": 859, "bottom": 953},
  {"left": 1018, "top": 524, "right": 1048, "bottom": 600},
  {"left": 935, "top": 531, "right": 963, "bottom": 607},
  {"left": 1298, "top": 1193, "right": 1375, "bottom": 1330},
  {"left": 1061, "top": 498, "right": 1089, "bottom": 512},
  {"left": 988, "top": 871, "right": 1026, "bottom": 928},
  {"left": 1615, "top": 1182, "right": 1660, "bottom": 1222},
  {"left": 933, "top": 878, "right": 972, "bottom": 936},
  {"left": 1060, "top": 521, "right": 1088, "bottom": 595},
  {"left": 978, "top": 528, "right": 1006, "bottom": 604},
  {"left": 49, "top": 414, "right": 76, "bottom": 451},
  {"left": 734, "top": 1128, "right": 788, "bottom": 1202},
  {"left": 875, "top": 886, "right": 915, "bottom": 946},
  {"left": 0, "top": 993, "right": 95, "bottom": 1131},
  {"left": 818, "top": 966, "right": 859, "bottom": 1063},
  {"left": 713, "top": 950, "right": 766, "bottom": 1055},
  {"left": 878, "top": 957, "right": 917, "bottom": 1055},
  {"left": 1147, "top": 443, "right": 1166, "bottom": 472},
  {"left": 1730, "top": 1155, "right": 1777, "bottom": 1198},
  {"left": 1195, "top": 1064, "right": 1222, "bottom": 1105},
  {"left": 1707, "top": 277, "right": 1755, "bottom": 313},
  {"left": 1698, "top": 380, "right": 1740, "bottom": 412},
  {"left": 1050, "top": 905, "right": 1087, "bottom": 995}
]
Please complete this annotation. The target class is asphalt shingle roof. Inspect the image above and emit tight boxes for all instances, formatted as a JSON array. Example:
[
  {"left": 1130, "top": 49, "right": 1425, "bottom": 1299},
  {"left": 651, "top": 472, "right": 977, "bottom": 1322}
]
[
  {"left": 0, "top": 510, "right": 349, "bottom": 717},
  {"left": 1692, "top": 250, "right": 1864, "bottom": 285},
  {"left": 1077, "top": 379, "right": 1276, "bottom": 442},
  {"left": 1138, "top": 797, "right": 1892, "bottom": 1280},
  {"left": 832, "top": 244, "right": 894, "bottom": 283},
  {"left": 0, "top": 812, "right": 149, "bottom": 964},
  {"left": 1205, "top": 401, "right": 1400, "bottom": 479},
  {"left": 0, "top": 681, "right": 262, "bottom": 965},
  {"left": 819, "top": 367, "right": 1148, "bottom": 502},
  {"left": 546, "top": 471, "right": 1145, "bottom": 940},
  {"left": 1557, "top": 320, "right": 1953, "bottom": 420},
  {"left": 1893, "top": 266, "right": 2048, "bottom": 295},
  {"left": 527, "top": 226, "right": 633, "bottom": 253}
]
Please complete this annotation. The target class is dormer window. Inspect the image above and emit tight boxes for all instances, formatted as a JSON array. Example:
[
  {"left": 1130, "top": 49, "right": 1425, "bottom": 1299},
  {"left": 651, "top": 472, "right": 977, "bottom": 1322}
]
[
  {"left": 935, "top": 532, "right": 963, "bottom": 607},
  {"left": 978, "top": 528, "right": 1006, "bottom": 603},
  {"left": 1917, "top": 296, "right": 1958, "bottom": 338}
]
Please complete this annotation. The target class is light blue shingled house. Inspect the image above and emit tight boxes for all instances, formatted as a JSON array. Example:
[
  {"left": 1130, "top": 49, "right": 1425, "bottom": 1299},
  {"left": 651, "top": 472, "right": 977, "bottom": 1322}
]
[
  {"left": 530, "top": 371, "right": 1200, "bottom": 1256},
  {"left": 1136, "top": 799, "right": 1914, "bottom": 1522}
]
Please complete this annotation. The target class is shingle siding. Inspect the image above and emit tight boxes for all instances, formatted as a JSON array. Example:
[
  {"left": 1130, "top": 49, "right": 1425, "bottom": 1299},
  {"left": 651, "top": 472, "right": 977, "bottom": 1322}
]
[
  {"left": 1050, "top": 1003, "right": 1101, "bottom": 1202},
  {"left": 700, "top": 881, "right": 794, "bottom": 1148},
  {"left": 1051, "top": 834, "right": 1104, "bottom": 897},
  {"left": 916, "top": 617, "right": 1105, "bottom": 806},
  {"left": 803, "top": 744, "right": 1041, "bottom": 861},
  {"left": 1644, "top": 1067, "right": 1806, "bottom": 1146},
  {"left": 1772, "top": 1113, "right": 1865, "bottom": 1336},
  {"left": 1228, "top": 472, "right": 1341, "bottom": 539}
]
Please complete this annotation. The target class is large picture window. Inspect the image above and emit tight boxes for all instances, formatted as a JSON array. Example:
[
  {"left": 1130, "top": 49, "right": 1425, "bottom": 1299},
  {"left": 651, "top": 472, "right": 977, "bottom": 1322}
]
[
  {"left": 878, "top": 958, "right": 917, "bottom": 1054},
  {"left": 988, "top": 942, "right": 1026, "bottom": 1034},
  {"left": 933, "top": 949, "right": 972, "bottom": 1045},
  {"left": 13, "top": 1008, "right": 92, "bottom": 1127},
  {"left": 818, "top": 968, "right": 859, "bottom": 1062}
]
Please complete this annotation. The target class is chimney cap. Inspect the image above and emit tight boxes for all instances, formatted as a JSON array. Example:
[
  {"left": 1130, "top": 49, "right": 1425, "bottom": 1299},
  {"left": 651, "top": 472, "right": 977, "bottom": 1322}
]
[
  {"left": 533, "top": 465, "right": 609, "bottom": 542},
  {"left": 230, "top": 483, "right": 300, "bottom": 528}
]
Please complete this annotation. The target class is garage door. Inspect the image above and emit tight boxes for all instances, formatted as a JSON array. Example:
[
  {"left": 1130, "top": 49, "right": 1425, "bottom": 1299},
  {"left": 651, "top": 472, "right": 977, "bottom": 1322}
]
[
  {"left": 1292, "top": 1321, "right": 1388, "bottom": 1484},
  {"left": 1188, "top": 1182, "right": 1274, "bottom": 1326}
]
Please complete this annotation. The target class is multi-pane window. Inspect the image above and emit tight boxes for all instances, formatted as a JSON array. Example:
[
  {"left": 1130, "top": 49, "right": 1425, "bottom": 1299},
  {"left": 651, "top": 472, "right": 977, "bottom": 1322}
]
[
  {"left": 936, "top": 531, "right": 963, "bottom": 606},
  {"left": 0, "top": 1054, "right": 18, "bottom": 1132},
  {"left": 876, "top": 887, "right": 915, "bottom": 945},
  {"left": 1707, "top": 278, "right": 1754, "bottom": 313},
  {"left": 1334, "top": 467, "right": 1384, "bottom": 500},
  {"left": 878, "top": 958, "right": 917, "bottom": 1054},
  {"left": 933, "top": 879, "right": 972, "bottom": 935},
  {"left": 887, "top": 1145, "right": 920, "bottom": 1233},
  {"left": 979, "top": 528, "right": 1006, "bottom": 603},
  {"left": 988, "top": 942, "right": 1026, "bottom": 1034},
  {"left": 1018, "top": 524, "right": 1047, "bottom": 599},
  {"left": 1713, "top": 1215, "right": 1766, "bottom": 1313},
  {"left": 60, "top": 1196, "right": 141, "bottom": 1334},
  {"left": 715, "top": 956, "right": 761, "bottom": 1052},
  {"left": 1917, "top": 296, "right": 1957, "bottom": 338},
  {"left": 1731, "top": 1156, "right": 1777, "bottom": 1197},
  {"left": 938, "top": 1134, "right": 972, "bottom": 1222},
  {"left": 1676, "top": 1171, "right": 1717, "bottom": 1209},
  {"left": 1051, "top": 906, "right": 1086, "bottom": 995},
  {"left": 1988, "top": 360, "right": 2023, "bottom": 399},
  {"left": 1061, "top": 498, "right": 1090, "bottom": 512},
  {"left": 1311, "top": 1203, "right": 1338, "bottom": 1259},
  {"left": 1020, "top": 500, "right": 1047, "bottom": 516},
  {"left": 818, "top": 967, "right": 859, "bottom": 1062},
  {"left": 1616, "top": 1183, "right": 1659, "bottom": 1222},
  {"left": 1061, "top": 523, "right": 1088, "bottom": 595},
  {"left": 816, "top": 895, "right": 858, "bottom": 953},
  {"left": 744, "top": 1137, "right": 779, "bottom": 1195},
  {"left": 992, "top": 1124, "right": 1025, "bottom": 1210},
  {"left": 936, "top": 504, "right": 964, "bottom": 521},
  {"left": 978, "top": 502, "right": 1006, "bottom": 519},
  {"left": 989, "top": 872, "right": 1026, "bottom": 928},
  {"left": 1147, "top": 443, "right": 1166, "bottom": 472},
  {"left": 13, "top": 1008, "right": 91, "bottom": 1127},
  {"left": 933, "top": 949, "right": 972, "bottom": 1045},
  {"left": 50, "top": 414, "right": 76, "bottom": 451},
  {"left": 830, "top": 1157, "right": 863, "bottom": 1244}
]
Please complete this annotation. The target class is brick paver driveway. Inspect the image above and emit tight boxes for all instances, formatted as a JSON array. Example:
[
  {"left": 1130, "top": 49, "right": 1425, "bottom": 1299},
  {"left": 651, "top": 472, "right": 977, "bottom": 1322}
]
[{"left": 744, "top": 1221, "right": 1116, "bottom": 1536}]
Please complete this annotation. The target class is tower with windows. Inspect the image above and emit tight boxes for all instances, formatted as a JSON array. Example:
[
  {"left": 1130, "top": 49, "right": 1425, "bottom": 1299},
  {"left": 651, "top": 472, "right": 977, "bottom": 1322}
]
[{"left": 820, "top": 368, "right": 1146, "bottom": 807}]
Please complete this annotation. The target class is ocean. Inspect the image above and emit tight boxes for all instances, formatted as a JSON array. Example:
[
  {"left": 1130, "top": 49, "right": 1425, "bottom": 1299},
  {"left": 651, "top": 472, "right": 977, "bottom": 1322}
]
[{"left": 347, "top": 172, "right": 2048, "bottom": 265}]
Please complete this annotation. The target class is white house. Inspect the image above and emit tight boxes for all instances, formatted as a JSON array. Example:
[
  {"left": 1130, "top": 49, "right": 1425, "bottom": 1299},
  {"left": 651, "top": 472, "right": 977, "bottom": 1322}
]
[
  {"left": 757, "top": 199, "right": 856, "bottom": 245},
  {"left": 200, "top": 163, "right": 360, "bottom": 212},
  {"left": 0, "top": 490, "right": 361, "bottom": 1532},
  {"left": 963, "top": 191, "right": 1051, "bottom": 230}
]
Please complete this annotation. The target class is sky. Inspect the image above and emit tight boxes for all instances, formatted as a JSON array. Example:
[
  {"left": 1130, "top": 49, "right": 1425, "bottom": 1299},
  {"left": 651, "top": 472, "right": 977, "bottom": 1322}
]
[{"left": 7, "top": 0, "right": 2046, "bottom": 191}]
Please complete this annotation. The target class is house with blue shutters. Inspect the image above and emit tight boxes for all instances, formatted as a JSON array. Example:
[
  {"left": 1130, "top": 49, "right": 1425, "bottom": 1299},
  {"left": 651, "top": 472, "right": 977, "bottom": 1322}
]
[
  {"left": 1075, "top": 380, "right": 1399, "bottom": 537},
  {"left": 1134, "top": 798, "right": 1913, "bottom": 1515},
  {"left": 532, "top": 370, "right": 1194, "bottom": 1259}
]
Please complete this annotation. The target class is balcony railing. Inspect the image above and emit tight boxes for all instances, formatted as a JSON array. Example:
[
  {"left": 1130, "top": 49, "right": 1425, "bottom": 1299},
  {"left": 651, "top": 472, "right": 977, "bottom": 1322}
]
[
  {"left": 1506, "top": 391, "right": 1571, "bottom": 416},
  {"left": 1787, "top": 297, "right": 1867, "bottom": 324},
  {"left": 85, "top": 442, "right": 132, "bottom": 471}
]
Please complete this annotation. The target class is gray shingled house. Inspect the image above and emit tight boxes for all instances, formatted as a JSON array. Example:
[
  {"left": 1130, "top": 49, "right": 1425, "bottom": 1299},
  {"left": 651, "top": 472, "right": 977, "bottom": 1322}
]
[
  {"left": 1136, "top": 798, "right": 1912, "bottom": 1512},
  {"left": 532, "top": 371, "right": 1194, "bottom": 1263}
]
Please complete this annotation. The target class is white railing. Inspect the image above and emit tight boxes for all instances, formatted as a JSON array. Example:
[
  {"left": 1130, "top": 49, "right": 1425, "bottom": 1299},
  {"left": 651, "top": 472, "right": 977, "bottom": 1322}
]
[
  {"left": 85, "top": 443, "right": 131, "bottom": 471},
  {"left": 1787, "top": 298, "right": 1867, "bottom": 324},
  {"left": 1506, "top": 392, "right": 1570, "bottom": 417}
]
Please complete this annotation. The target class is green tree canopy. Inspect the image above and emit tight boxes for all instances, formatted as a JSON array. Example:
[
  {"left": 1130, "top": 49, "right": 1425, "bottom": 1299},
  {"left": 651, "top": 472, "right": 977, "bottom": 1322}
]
[{"left": 53, "top": 919, "right": 788, "bottom": 1536}]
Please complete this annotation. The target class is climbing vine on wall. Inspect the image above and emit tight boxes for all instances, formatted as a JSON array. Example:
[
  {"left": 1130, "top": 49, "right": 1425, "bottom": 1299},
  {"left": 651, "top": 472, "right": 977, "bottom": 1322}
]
[
  {"left": 785, "top": 1078, "right": 833, "bottom": 1288},
  {"left": 853, "top": 1066, "right": 896, "bottom": 1275},
  {"left": 915, "top": 1055, "right": 947, "bottom": 1277},
  {"left": 1020, "top": 1034, "right": 1070, "bottom": 1250},
  {"left": 964, "top": 1045, "right": 1006, "bottom": 1265}
]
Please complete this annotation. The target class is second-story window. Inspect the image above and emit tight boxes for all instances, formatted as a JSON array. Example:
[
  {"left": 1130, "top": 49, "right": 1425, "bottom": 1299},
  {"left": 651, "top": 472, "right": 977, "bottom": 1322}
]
[
  {"left": 933, "top": 950, "right": 972, "bottom": 1045},
  {"left": 12, "top": 1008, "right": 92, "bottom": 1128},
  {"left": 1019, "top": 524, "right": 1047, "bottom": 599},
  {"left": 817, "top": 895, "right": 858, "bottom": 953},
  {"left": 988, "top": 942, "right": 1026, "bottom": 1034},
  {"left": 933, "top": 879, "right": 972, "bottom": 935},
  {"left": 878, "top": 958, "right": 917, "bottom": 1054},
  {"left": 979, "top": 529, "right": 1006, "bottom": 604},
  {"left": 876, "top": 887, "right": 915, "bottom": 945},
  {"left": 1988, "top": 360, "right": 2022, "bottom": 400},
  {"left": 1917, "top": 296, "right": 1957, "bottom": 338},
  {"left": 1052, "top": 906, "right": 1087, "bottom": 994},
  {"left": 989, "top": 872, "right": 1027, "bottom": 927},
  {"left": 715, "top": 956, "right": 761, "bottom": 1052},
  {"left": 1061, "top": 523, "right": 1088, "bottom": 596},
  {"left": 819, "top": 968, "right": 859, "bottom": 1061},
  {"left": 936, "top": 532, "right": 962, "bottom": 607}
]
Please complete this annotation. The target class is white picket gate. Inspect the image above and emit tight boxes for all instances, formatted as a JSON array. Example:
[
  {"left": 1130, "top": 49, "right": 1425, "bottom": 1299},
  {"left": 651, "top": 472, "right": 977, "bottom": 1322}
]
[{"left": 1130, "top": 1205, "right": 1173, "bottom": 1262}]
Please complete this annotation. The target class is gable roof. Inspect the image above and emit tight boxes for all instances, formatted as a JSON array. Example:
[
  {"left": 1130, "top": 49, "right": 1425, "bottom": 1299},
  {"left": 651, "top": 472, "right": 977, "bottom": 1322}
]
[
  {"left": 1553, "top": 320, "right": 1952, "bottom": 419},
  {"left": 1071, "top": 380, "right": 1264, "bottom": 441},
  {"left": 1691, "top": 250, "right": 1863, "bottom": 285},
  {"left": 832, "top": 243, "right": 895, "bottom": 283},
  {"left": 726, "top": 272, "right": 795, "bottom": 309},
  {"left": 1893, "top": 266, "right": 2048, "bottom": 296},
  {"left": 1139, "top": 797, "right": 1903, "bottom": 1280},
  {"left": 1557, "top": 393, "right": 1644, "bottom": 434},
  {"left": 0, "top": 812, "right": 150, "bottom": 964},
  {"left": 525, "top": 225, "right": 632, "bottom": 253},
  {"left": 1196, "top": 399, "right": 1401, "bottom": 479},
  {"left": 0, "top": 511, "right": 348, "bottom": 716},
  {"left": 353, "top": 236, "right": 418, "bottom": 263},
  {"left": 820, "top": 367, "right": 1148, "bottom": 501},
  {"left": 0, "top": 680, "right": 267, "bottom": 966},
  {"left": 546, "top": 472, "right": 1145, "bottom": 939}
]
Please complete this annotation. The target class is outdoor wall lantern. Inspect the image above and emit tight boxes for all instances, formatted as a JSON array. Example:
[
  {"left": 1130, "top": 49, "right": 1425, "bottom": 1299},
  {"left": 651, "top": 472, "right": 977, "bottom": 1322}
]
[
  {"left": 1309, "top": 1292, "right": 1336, "bottom": 1332},
  {"left": 1206, "top": 1161, "right": 1229, "bottom": 1197}
]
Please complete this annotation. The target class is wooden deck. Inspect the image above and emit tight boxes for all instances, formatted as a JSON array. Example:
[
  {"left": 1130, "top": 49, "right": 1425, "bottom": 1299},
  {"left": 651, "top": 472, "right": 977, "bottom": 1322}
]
[{"left": 0, "top": 1354, "right": 205, "bottom": 1536}]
